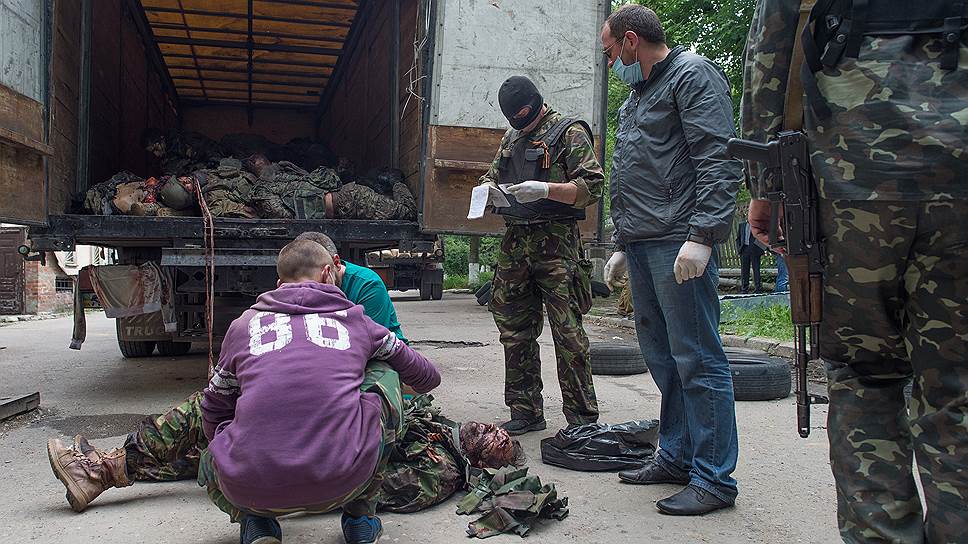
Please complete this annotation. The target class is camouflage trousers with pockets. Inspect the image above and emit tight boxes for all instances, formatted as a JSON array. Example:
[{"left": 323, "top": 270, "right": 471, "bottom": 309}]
[
  {"left": 489, "top": 220, "right": 598, "bottom": 425},
  {"left": 820, "top": 198, "right": 968, "bottom": 544}
]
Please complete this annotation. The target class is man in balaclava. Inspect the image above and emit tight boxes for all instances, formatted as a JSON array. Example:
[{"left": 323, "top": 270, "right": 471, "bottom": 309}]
[{"left": 475, "top": 75, "right": 604, "bottom": 436}]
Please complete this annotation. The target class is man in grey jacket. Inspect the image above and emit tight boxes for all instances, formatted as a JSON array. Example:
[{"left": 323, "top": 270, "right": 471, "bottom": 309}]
[{"left": 600, "top": 4, "right": 741, "bottom": 516}]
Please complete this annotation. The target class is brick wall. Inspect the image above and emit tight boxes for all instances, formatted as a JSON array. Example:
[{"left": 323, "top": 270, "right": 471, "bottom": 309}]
[{"left": 23, "top": 253, "right": 73, "bottom": 314}]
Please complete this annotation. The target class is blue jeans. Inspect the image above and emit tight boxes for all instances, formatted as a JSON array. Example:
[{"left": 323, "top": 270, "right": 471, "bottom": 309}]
[
  {"left": 626, "top": 240, "right": 739, "bottom": 503},
  {"left": 774, "top": 254, "right": 789, "bottom": 292}
]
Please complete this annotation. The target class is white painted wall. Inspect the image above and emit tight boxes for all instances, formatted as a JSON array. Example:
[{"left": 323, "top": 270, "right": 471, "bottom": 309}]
[
  {"left": 0, "top": 0, "right": 45, "bottom": 102},
  {"left": 431, "top": 0, "right": 608, "bottom": 134}
]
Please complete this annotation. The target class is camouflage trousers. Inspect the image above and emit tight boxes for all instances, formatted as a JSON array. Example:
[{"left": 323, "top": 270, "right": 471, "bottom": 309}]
[
  {"left": 820, "top": 199, "right": 968, "bottom": 544},
  {"left": 123, "top": 392, "right": 207, "bottom": 481},
  {"left": 490, "top": 221, "right": 598, "bottom": 425},
  {"left": 198, "top": 362, "right": 404, "bottom": 522}
]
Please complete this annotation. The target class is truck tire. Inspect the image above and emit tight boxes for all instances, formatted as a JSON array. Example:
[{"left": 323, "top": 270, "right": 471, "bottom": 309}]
[
  {"left": 157, "top": 341, "right": 192, "bottom": 357},
  {"left": 590, "top": 342, "right": 648, "bottom": 376},
  {"left": 727, "top": 350, "right": 792, "bottom": 401},
  {"left": 431, "top": 282, "right": 443, "bottom": 300},
  {"left": 475, "top": 281, "right": 492, "bottom": 306},
  {"left": 116, "top": 319, "right": 156, "bottom": 358},
  {"left": 420, "top": 282, "right": 433, "bottom": 300}
]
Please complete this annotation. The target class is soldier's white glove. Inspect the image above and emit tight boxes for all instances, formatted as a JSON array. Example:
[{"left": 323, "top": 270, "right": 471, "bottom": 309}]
[
  {"left": 673, "top": 241, "right": 712, "bottom": 284},
  {"left": 604, "top": 251, "right": 627, "bottom": 289},
  {"left": 506, "top": 180, "right": 549, "bottom": 203}
]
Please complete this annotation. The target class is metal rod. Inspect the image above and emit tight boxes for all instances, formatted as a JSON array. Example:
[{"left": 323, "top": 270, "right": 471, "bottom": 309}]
[
  {"left": 150, "top": 23, "right": 345, "bottom": 45},
  {"left": 76, "top": 0, "right": 93, "bottom": 194},
  {"left": 180, "top": 98, "right": 318, "bottom": 110},
  {"left": 155, "top": 35, "right": 342, "bottom": 56},
  {"left": 143, "top": 6, "right": 353, "bottom": 29},
  {"left": 168, "top": 64, "right": 331, "bottom": 79},
  {"left": 255, "top": 0, "right": 359, "bottom": 12},
  {"left": 162, "top": 52, "right": 336, "bottom": 70},
  {"left": 180, "top": 85, "right": 319, "bottom": 97},
  {"left": 171, "top": 75, "right": 328, "bottom": 88}
]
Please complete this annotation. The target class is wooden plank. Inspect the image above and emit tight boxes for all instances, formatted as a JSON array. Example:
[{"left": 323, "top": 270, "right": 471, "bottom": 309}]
[
  {"left": 0, "top": 393, "right": 40, "bottom": 423},
  {"left": 433, "top": 159, "right": 490, "bottom": 171},
  {"left": 432, "top": 125, "right": 504, "bottom": 162},
  {"left": 0, "top": 84, "right": 44, "bottom": 143},
  {"left": 0, "top": 145, "right": 47, "bottom": 224}
]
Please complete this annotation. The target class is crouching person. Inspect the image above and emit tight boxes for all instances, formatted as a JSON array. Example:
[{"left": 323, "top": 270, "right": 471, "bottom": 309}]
[{"left": 198, "top": 239, "right": 441, "bottom": 544}]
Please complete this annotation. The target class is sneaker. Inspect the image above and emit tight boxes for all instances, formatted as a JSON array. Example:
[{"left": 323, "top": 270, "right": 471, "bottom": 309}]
[
  {"left": 499, "top": 417, "right": 547, "bottom": 436},
  {"left": 239, "top": 515, "right": 282, "bottom": 544},
  {"left": 341, "top": 512, "right": 383, "bottom": 544}
]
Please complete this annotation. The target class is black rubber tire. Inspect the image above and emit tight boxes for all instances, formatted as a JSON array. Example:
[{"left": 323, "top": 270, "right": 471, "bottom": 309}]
[
  {"left": 431, "top": 282, "right": 443, "bottom": 300},
  {"left": 476, "top": 281, "right": 493, "bottom": 306},
  {"left": 116, "top": 319, "right": 156, "bottom": 358},
  {"left": 419, "top": 282, "right": 432, "bottom": 300},
  {"left": 727, "top": 350, "right": 792, "bottom": 401},
  {"left": 590, "top": 342, "right": 648, "bottom": 376},
  {"left": 157, "top": 340, "right": 192, "bottom": 356}
]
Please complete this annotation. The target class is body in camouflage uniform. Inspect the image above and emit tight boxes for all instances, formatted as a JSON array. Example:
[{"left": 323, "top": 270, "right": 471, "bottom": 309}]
[
  {"left": 742, "top": 2, "right": 968, "bottom": 541},
  {"left": 480, "top": 107, "right": 603, "bottom": 426}
]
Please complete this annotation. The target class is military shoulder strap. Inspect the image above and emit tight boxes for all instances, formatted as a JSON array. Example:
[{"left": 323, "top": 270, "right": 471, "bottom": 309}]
[
  {"left": 783, "top": 0, "right": 818, "bottom": 131},
  {"left": 537, "top": 117, "right": 594, "bottom": 169}
]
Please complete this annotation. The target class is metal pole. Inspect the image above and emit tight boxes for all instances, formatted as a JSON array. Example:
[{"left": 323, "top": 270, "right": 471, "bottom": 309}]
[{"left": 76, "top": 0, "right": 93, "bottom": 194}]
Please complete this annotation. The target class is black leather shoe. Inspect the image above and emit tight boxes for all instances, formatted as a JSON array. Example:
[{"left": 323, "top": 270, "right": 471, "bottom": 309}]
[
  {"left": 618, "top": 461, "right": 690, "bottom": 485},
  {"left": 500, "top": 417, "right": 547, "bottom": 436},
  {"left": 656, "top": 484, "right": 733, "bottom": 516}
]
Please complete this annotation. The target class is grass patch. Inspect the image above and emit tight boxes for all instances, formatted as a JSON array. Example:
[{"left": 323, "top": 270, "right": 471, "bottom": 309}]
[
  {"left": 720, "top": 303, "right": 795, "bottom": 341},
  {"left": 443, "top": 271, "right": 494, "bottom": 291}
]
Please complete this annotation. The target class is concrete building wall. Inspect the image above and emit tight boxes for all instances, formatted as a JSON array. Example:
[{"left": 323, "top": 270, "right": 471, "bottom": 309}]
[{"left": 23, "top": 252, "right": 72, "bottom": 314}]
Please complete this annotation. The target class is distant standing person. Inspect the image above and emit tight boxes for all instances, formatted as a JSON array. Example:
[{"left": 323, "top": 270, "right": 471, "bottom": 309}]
[
  {"left": 735, "top": 221, "right": 765, "bottom": 293},
  {"left": 600, "top": 4, "right": 742, "bottom": 516}
]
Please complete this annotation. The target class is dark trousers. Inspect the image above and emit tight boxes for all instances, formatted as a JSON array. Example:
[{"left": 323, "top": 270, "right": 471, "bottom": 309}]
[{"left": 739, "top": 252, "right": 762, "bottom": 292}]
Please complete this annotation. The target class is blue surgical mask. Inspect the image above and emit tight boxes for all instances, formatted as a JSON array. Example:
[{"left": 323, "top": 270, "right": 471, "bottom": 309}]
[{"left": 611, "top": 39, "right": 644, "bottom": 85}]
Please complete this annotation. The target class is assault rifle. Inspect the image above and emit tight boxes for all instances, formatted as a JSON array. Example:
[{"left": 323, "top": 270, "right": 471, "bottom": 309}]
[{"left": 727, "top": 131, "right": 823, "bottom": 438}]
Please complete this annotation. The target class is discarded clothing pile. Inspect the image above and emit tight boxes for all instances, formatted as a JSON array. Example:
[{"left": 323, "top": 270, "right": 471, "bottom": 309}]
[
  {"left": 80, "top": 129, "right": 418, "bottom": 221},
  {"left": 457, "top": 465, "right": 569, "bottom": 539},
  {"left": 540, "top": 420, "right": 659, "bottom": 472}
]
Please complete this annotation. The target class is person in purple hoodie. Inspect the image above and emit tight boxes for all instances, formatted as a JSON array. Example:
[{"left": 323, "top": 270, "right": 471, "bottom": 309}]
[{"left": 198, "top": 239, "right": 441, "bottom": 544}]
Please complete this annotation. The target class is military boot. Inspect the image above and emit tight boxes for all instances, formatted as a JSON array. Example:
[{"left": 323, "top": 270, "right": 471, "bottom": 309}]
[{"left": 47, "top": 435, "right": 132, "bottom": 512}]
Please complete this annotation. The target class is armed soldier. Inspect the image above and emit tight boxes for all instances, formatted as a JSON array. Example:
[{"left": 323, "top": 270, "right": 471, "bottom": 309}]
[
  {"left": 478, "top": 75, "right": 602, "bottom": 436},
  {"left": 740, "top": 1, "right": 967, "bottom": 541}
]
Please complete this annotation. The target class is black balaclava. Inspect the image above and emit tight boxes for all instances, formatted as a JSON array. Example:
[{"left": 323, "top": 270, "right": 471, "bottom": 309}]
[{"left": 498, "top": 76, "right": 543, "bottom": 130}]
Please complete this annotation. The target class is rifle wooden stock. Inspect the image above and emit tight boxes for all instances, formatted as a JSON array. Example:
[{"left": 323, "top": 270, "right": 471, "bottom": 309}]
[{"left": 787, "top": 255, "right": 823, "bottom": 325}]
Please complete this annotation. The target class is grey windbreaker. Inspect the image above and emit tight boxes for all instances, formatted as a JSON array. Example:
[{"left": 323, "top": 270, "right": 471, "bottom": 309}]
[{"left": 609, "top": 48, "right": 741, "bottom": 249}]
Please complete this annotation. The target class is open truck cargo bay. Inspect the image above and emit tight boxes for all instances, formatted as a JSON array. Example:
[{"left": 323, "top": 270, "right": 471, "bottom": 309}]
[{"left": 1, "top": 0, "right": 608, "bottom": 348}]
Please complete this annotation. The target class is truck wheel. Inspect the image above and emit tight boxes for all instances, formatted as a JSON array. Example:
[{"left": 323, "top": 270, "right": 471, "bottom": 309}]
[
  {"left": 116, "top": 323, "right": 156, "bottom": 359},
  {"left": 431, "top": 282, "right": 443, "bottom": 300},
  {"left": 157, "top": 341, "right": 192, "bottom": 357},
  {"left": 727, "top": 349, "right": 792, "bottom": 401},
  {"left": 420, "top": 282, "right": 433, "bottom": 300},
  {"left": 589, "top": 342, "right": 648, "bottom": 375}
]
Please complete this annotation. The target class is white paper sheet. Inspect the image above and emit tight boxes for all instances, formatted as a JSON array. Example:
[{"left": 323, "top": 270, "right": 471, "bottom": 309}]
[{"left": 467, "top": 185, "right": 491, "bottom": 219}]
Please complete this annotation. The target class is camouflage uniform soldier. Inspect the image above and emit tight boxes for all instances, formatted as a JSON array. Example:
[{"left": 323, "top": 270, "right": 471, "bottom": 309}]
[
  {"left": 742, "top": 2, "right": 968, "bottom": 541},
  {"left": 478, "top": 76, "right": 602, "bottom": 435}
]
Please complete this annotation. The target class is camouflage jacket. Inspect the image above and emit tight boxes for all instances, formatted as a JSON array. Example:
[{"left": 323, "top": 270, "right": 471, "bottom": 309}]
[
  {"left": 741, "top": 0, "right": 968, "bottom": 201},
  {"left": 479, "top": 108, "right": 604, "bottom": 225}
]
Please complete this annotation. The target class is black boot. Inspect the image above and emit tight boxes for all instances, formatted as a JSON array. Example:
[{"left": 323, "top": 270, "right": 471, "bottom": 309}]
[
  {"left": 618, "top": 461, "right": 690, "bottom": 485},
  {"left": 500, "top": 417, "right": 547, "bottom": 436},
  {"left": 656, "top": 484, "right": 733, "bottom": 516},
  {"left": 240, "top": 515, "right": 282, "bottom": 544}
]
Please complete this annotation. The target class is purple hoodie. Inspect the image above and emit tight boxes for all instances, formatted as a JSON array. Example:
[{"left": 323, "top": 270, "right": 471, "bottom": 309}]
[{"left": 200, "top": 282, "right": 440, "bottom": 511}]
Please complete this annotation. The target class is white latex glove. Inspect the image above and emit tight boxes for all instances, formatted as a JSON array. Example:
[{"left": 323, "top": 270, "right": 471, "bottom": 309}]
[
  {"left": 505, "top": 180, "right": 549, "bottom": 203},
  {"left": 673, "top": 241, "right": 713, "bottom": 284},
  {"left": 604, "top": 251, "right": 627, "bottom": 289}
]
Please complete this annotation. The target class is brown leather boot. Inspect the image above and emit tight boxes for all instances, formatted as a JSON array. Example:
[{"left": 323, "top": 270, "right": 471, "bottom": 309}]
[{"left": 47, "top": 435, "right": 132, "bottom": 512}]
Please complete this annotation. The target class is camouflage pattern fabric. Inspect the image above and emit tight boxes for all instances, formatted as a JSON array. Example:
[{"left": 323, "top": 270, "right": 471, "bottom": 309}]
[
  {"left": 489, "top": 221, "right": 599, "bottom": 425},
  {"left": 123, "top": 392, "right": 207, "bottom": 481},
  {"left": 375, "top": 395, "right": 467, "bottom": 513},
  {"left": 479, "top": 108, "right": 604, "bottom": 225},
  {"left": 158, "top": 131, "right": 223, "bottom": 176},
  {"left": 81, "top": 171, "right": 143, "bottom": 215},
  {"left": 197, "top": 158, "right": 259, "bottom": 218},
  {"left": 820, "top": 198, "right": 968, "bottom": 544},
  {"left": 457, "top": 466, "right": 569, "bottom": 539},
  {"left": 332, "top": 182, "right": 418, "bottom": 221},
  {"left": 741, "top": 0, "right": 968, "bottom": 201},
  {"left": 249, "top": 162, "right": 342, "bottom": 219},
  {"left": 198, "top": 362, "right": 403, "bottom": 521}
]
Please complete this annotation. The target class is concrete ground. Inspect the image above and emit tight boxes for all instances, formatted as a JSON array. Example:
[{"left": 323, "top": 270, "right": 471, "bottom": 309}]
[{"left": 0, "top": 294, "right": 838, "bottom": 543}]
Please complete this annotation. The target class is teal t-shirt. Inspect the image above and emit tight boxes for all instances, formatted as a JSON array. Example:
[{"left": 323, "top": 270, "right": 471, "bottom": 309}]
[{"left": 341, "top": 261, "right": 406, "bottom": 342}]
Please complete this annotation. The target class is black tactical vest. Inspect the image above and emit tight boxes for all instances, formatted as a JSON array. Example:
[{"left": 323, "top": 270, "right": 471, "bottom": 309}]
[{"left": 495, "top": 117, "right": 593, "bottom": 222}]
